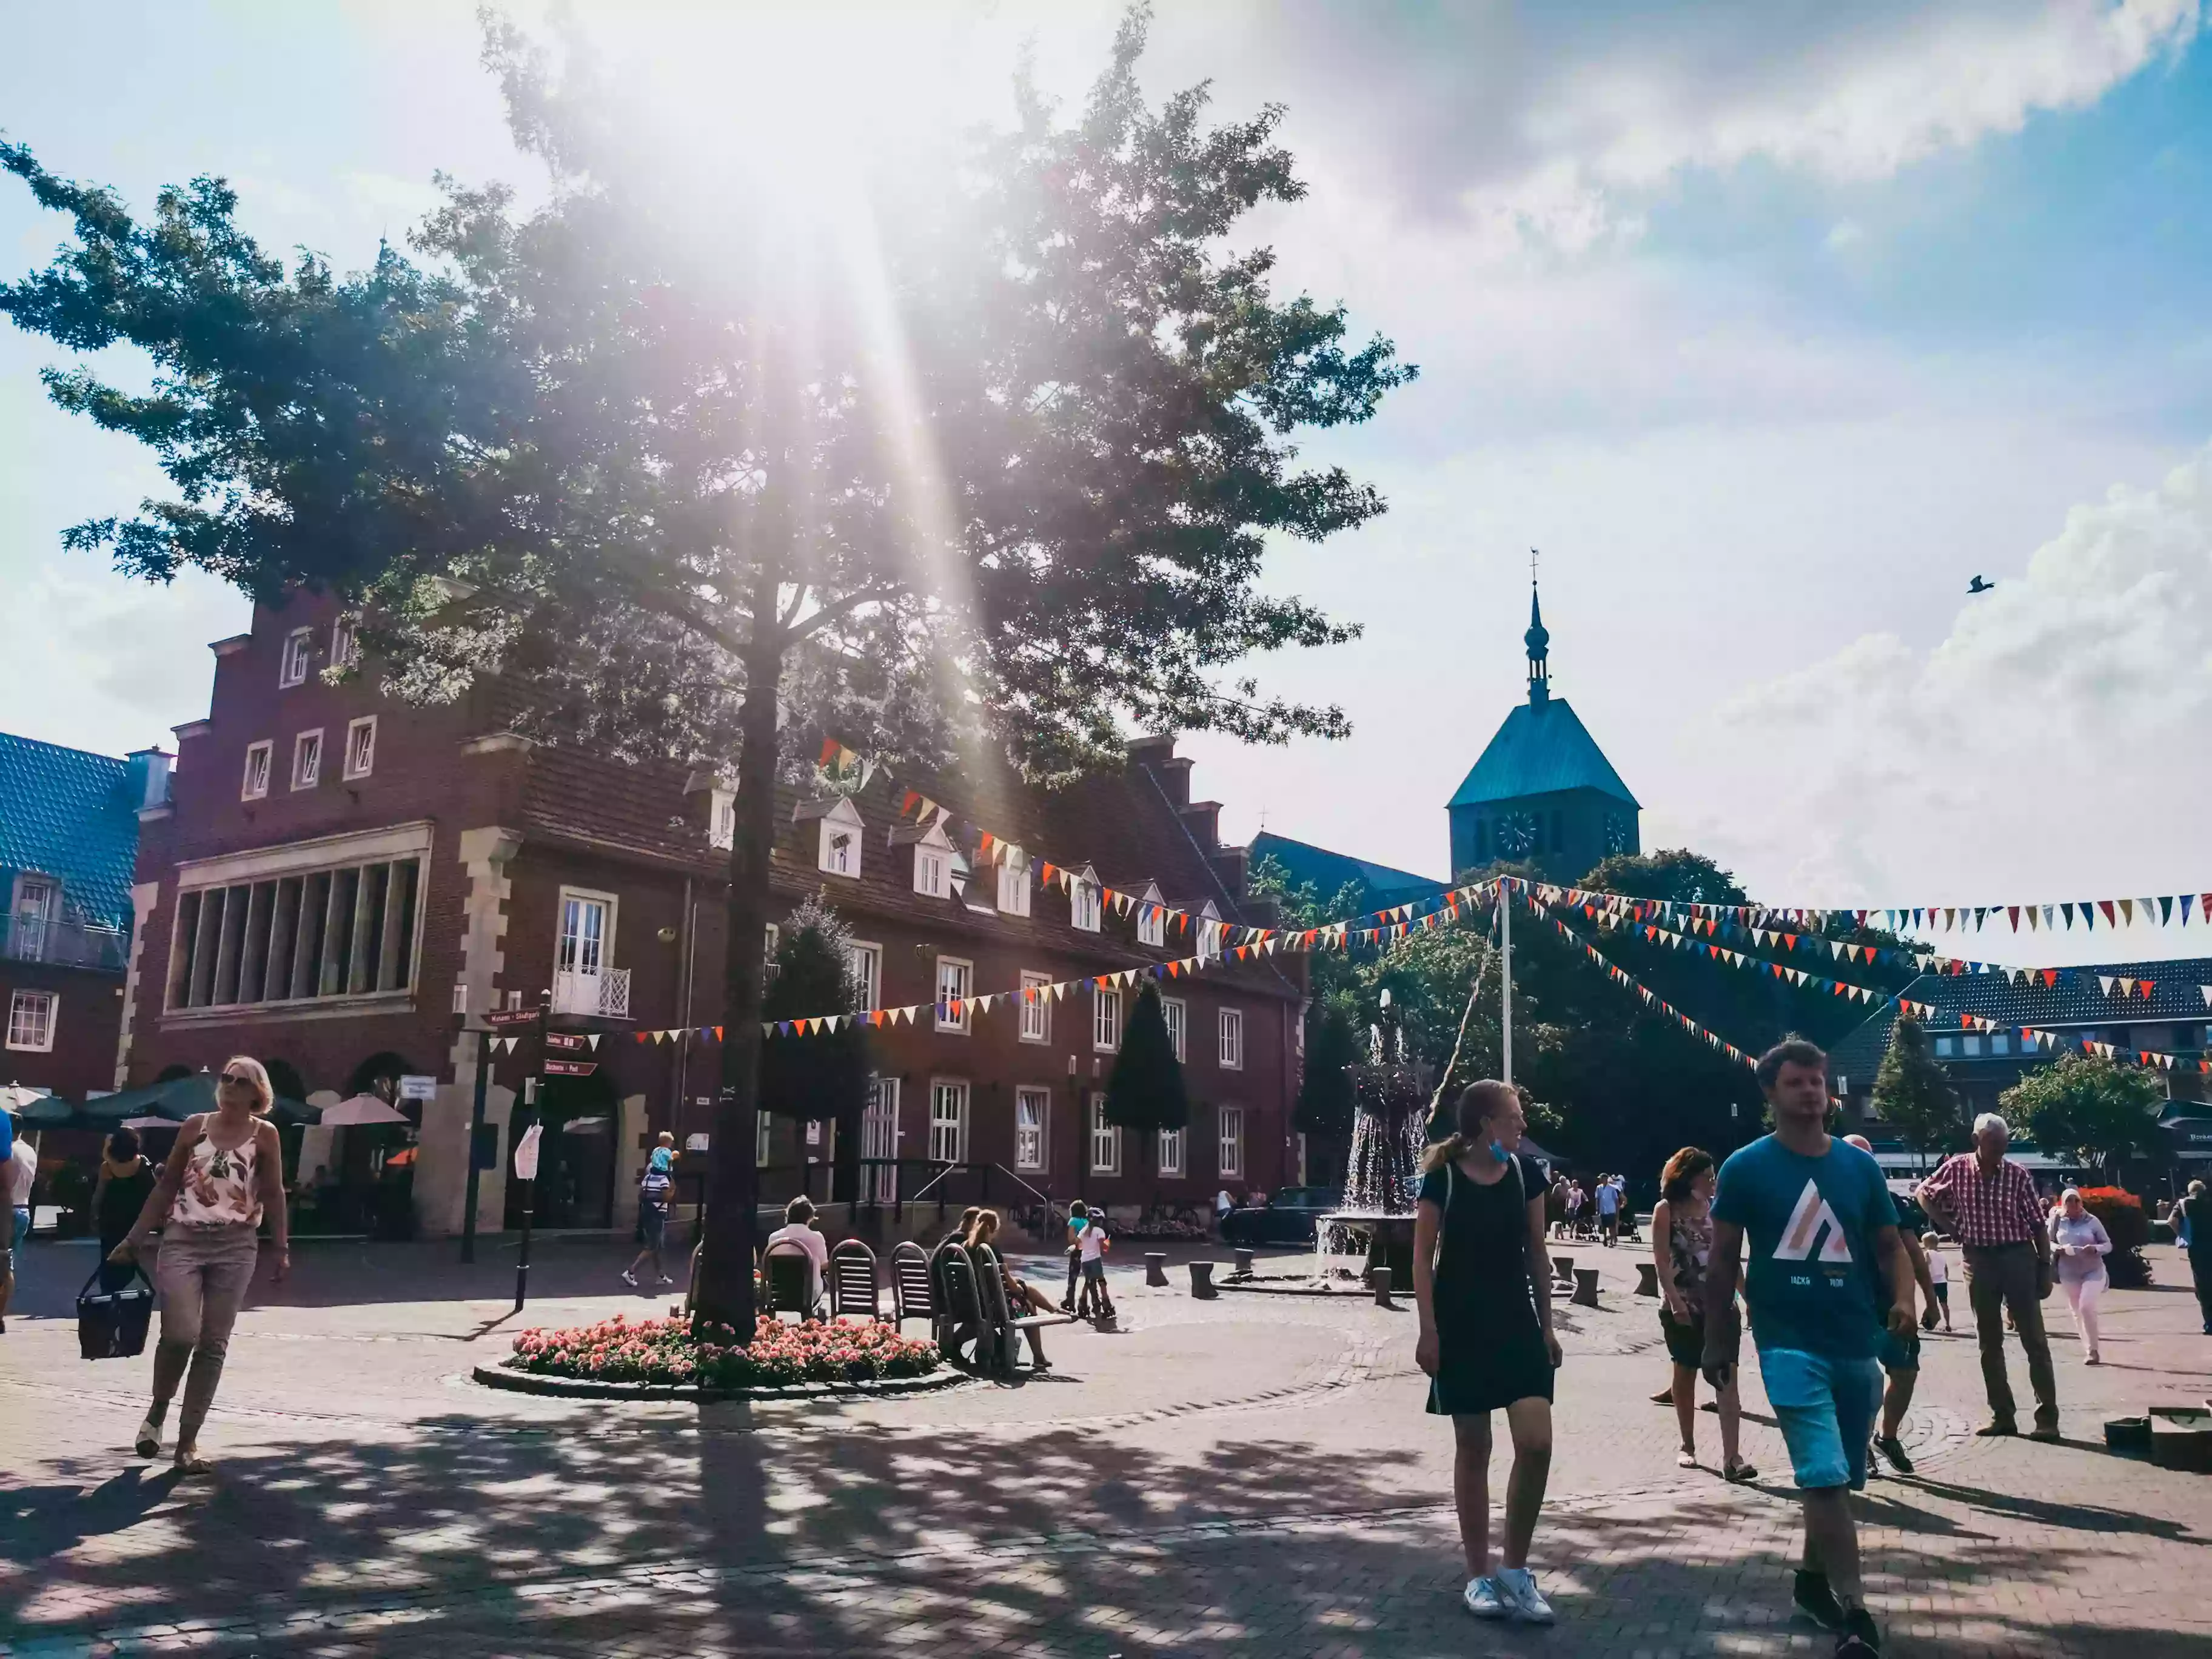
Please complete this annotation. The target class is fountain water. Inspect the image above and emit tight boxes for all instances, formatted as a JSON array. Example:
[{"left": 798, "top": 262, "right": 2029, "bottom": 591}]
[{"left": 1310, "top": 1010, "right": 1430, "bottom": 1289}]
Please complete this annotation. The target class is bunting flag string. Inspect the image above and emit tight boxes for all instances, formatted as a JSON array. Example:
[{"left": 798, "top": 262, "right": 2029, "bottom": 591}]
[
  {"left": 1523, "top": 880, "right": 2206, "bottom": 940},
  {"left": 1535, "top": 908, "right": 1777, "bottom": 1082}
]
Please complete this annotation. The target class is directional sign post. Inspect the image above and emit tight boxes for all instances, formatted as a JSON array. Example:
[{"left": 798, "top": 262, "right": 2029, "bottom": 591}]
[
  {"left": 511, "top": 1122, "right": 544, "bottom": 1312},
  {"left": 542, "top": 1058, "right": 598, "bottom": 1078},
  {"left": 463, "top": 999, "right": 549, "bottom": 1264}
]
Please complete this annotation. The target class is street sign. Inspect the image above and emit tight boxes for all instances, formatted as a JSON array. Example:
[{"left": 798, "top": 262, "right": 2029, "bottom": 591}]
[
  {"left": 513, "top": 1122, "right": 544, "bottom": 1181},
  {"left": 485, "top": 1007, "right": 540, "bottom": 1028},
  {"left": 397, "top": 1074, "right": 437, "bottom": 1102},
  {"left": 545, "top": 1031, "right": 590, "bottom": 1053},
  {"left": 542, "top": 1059, "right": 598, "bottom": 1078}
]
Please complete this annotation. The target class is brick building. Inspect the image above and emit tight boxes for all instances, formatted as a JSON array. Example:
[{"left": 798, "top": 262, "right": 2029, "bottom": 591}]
[
  {"left": 2, "top": 732, "right": 163, "bottom": 1103},
  {"left": 120, "top": 593, "right": 1307, "bottom": 1237}
]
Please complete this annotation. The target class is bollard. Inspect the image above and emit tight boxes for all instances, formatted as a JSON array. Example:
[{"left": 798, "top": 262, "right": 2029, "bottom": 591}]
[
  {"left": 1233, "top": 1247, "right": 1255, "bottom": 1279},
  {"left": 1635, "top": 1261, "right": 1660, "bottom": 1298},
  {"left": 1371, "top": 1265, "right": 1394, "bottom": 1308},
  {"left": 1572, "top": 1267, "right": 1601, "bottom": 1308},
  {"left": 1189, "top": 1261, "right": 1218, "bottom": 1299},
  {"left": 1551, "top": 1254, "right": 1575, "bottom": 1287},
  {"left": 1145, "top": 1252, "right": 1169, "bottom": 1287}
]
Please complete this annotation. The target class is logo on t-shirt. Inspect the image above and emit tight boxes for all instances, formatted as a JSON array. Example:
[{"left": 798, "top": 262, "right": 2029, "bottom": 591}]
[{"left": 1772, "top": 1179, "right": 1852, "bottom": 1264}]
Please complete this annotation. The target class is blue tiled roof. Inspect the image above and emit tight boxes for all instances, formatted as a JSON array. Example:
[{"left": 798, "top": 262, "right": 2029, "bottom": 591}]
[
  {"left": 0, "top": 732, "right": 141, "bottom": 930},
  {"left": 1248, "top": 831, "right": 1448, "bottom": 907},
  {"left": 1447, "top": 698, "right": 1638, "bottom": 809}
]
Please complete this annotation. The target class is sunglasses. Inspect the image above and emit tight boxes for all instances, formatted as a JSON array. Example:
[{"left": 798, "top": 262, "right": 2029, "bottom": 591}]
[{"left": 220, "top": 1071, "right": 257, "bottom": 1087}]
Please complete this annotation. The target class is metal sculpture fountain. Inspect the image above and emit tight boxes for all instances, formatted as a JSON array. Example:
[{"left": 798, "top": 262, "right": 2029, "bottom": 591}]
[{"left": 1312, "top": 1002, "right": 1430, "bottom": 1292}]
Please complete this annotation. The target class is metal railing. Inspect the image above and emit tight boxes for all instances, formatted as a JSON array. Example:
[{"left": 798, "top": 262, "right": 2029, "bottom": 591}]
[
  {"left": 551, "top": 967, "right": 631, "bottom": 1018},
  {"left": 1, "top": 911, "right": 128, "bottom": 973}
]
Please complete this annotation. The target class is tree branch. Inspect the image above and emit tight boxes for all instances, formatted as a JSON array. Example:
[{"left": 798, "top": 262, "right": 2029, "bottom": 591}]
[{"left": 779, "top": 583, "right": 907, "bottom": 645}]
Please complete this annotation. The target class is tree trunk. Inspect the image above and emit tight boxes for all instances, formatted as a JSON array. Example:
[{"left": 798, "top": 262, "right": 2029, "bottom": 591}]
[{"left": 693, "top": 605, "right": 785, "bottom": 1338}]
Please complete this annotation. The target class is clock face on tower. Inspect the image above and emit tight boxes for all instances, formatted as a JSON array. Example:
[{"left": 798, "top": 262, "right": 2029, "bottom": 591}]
[
  {"left": 1496, "top": 811, "right": 1538, "bottom": 856},
  {"left": 1604, "top": 813, "right": 1629, "bottom": 855}
]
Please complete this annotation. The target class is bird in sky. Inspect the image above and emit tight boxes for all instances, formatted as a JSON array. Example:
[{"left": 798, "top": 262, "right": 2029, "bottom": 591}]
[{"left": 1966, "top": 575, "right": 1996, "bottom": 594}]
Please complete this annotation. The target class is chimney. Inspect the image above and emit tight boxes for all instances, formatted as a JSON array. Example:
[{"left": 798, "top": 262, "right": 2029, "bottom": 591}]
[
  {"left": 127, "top": 748, "right": 173, "bottom": 810},
  {"left": 1179, "top": 800, "right": 1221, "bottom": 851},
  {"left": 1210, "top": 844, "right": 1250, "bottom": 898}
]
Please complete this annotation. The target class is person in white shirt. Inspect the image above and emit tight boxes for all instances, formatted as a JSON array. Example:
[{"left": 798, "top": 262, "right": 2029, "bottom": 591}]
[
  {"left": 1, "top": 1123, "right": 35, "bottom": 1333},
  {"left": 1216, "top": 1188, "right": 1235, "bottom": 1232},
  {"left": 763, "top": 1195, "right": 830, "bottom": 1311},
  {"left": 1075, "top": 1207, "right": 1114, "bottom": 1322},
  {"left": 1920, "top": 1232, "right": 1951, "bottom": 1332}
]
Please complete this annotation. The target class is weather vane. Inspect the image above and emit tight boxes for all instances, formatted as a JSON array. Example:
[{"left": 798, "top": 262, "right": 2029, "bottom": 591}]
[{"left": 1530, "top": 547, "right": 1540, "bottom": 585}]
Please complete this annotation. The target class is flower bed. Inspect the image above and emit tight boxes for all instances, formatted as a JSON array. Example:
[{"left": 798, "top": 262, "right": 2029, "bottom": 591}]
[{"left": 506, "top": 1313, "right": 940, "bottom": 1389}]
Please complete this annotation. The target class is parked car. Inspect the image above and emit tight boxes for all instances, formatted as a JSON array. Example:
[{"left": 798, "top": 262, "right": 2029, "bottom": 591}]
[{"left": 1221, "top": 1186, "right": 1344, "bottom": 1248}]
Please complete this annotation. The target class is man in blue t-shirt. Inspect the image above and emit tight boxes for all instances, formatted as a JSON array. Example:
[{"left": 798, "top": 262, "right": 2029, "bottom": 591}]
[{"left": 1704, "top": 1038, "right": 1915, "bottom": 1659}]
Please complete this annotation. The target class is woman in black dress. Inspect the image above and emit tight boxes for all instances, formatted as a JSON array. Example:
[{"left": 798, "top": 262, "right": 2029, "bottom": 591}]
[
  {"left": 1413, "top": 1079, "right": 1561, "bottom": 1625},
  {"left": 92, "top": 1127, "right": 157, "bottom": 1293}
]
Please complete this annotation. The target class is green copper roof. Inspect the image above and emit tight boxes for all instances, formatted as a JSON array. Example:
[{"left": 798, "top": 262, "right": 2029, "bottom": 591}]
[
  {"left": 1447, "top": 697, "right": 1639, "bottom": 810},
  {"left": 0, "top": 732, "right": 142, "bottom": 930},
  {"left": 1248, "top": 831, "right": 1447, "bottom": 907}
]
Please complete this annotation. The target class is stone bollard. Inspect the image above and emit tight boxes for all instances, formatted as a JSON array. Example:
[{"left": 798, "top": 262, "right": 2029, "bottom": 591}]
[
  {"left": 1551, "top": 1254, "right": 1575, "bottom": 1288},
  {"left": 1189, "top": 1261, "right": 1218, "bottom": 1299},
  {"left": 1572, "top": 1267, "right": 1601, "bottom": 1309},
  {"left": 1635, "top": 1261, "right": 1660, "bottom": 1298},
  {"left": 1233, "top": 1247, "right": 1255, "bottom": 1279},
  {"left": 1145, "top": 1252, "right": 1170, "bottom": 1287},
  {"left": 1371, "top": 1265, "right": 1394, "bottom": 1308}
]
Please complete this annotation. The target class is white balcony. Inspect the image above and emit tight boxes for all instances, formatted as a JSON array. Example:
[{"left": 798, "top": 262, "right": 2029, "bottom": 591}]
[{"left": 551, "top": 967, "right": 631, "bottom": 1019}]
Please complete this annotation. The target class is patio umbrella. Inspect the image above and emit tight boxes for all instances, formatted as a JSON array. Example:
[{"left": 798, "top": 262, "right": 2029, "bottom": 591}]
[
  {"left": 318, "top": 1093, "right": 411, "bottom": 1127},
  {"left": 120, "top": 1116, "right": 178, "bottom": 1131},
  {"left": 98, "top": 1072, "right": 321, "bottom": 1127}
]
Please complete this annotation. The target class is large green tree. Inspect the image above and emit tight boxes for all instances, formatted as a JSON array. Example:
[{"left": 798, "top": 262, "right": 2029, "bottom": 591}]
[
  {"left": 1102, "top": 984, "right": 1191, "bottom": 1195},
  {"left": 2002, "top": 1054, "right": 2168, "bottom": 1175},
  {"left": 758, "top": 896, "right": 872, "bottom": 1201},
  {"left": 1869, "top": 1014, "right": 1963, "bottom": 1167},
  {"left": 0, "top": 12, "right": 1410, "bottom": 1330}
]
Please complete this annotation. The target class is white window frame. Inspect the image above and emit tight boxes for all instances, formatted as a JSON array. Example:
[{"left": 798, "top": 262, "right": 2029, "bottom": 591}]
[
  {"left": 997, "top": 851, "right": 1030, "bottom": 917},
  {"left": 929, "top": 1078, "right": 968, "bottom": 1164},
  {"left": 1219, "top": 1007, "right": 1244, "bottom": 1070},
  {"left": 1196, "top": 903, "right": 1223, "bottom": 962},
  {"left": 1162, "top": 995, "right": 1187, "bottom": 1062},
  {"left": 846, "top": 940, "right": 882, "bottom": 1011},
  {"left": 279, "top": 626, "right": 313, "bottom": 688},
  {"left": 936, "top": 956, "right": 972, "bottom": 1033},
  {"left": 1218, "top": 1105, "right": 1244, "bottom": 1179},
  {"left": 1072, "top": 877, "right": 1102, "bottom": 932},
  {"left": 816, "top": 797, "right": 863, "bottom": 879},
  {"left": 555, "top": 885, "right": 618, "bottom": 983},
  {"left": 916, "top": 847, "right": 947, "bottom": 898},
  {"left": 1093, "top": 984, "right": 1121, "bottom": 1052},
  {"left": 6, "top": 988, "right": 56, "bottom": 1052},
  {"left": 241, "top": 740, "right": 273, "bottom": 802},
  {"left": 709, "top": 788, "right": 736, "bottom": 851},
  {"left": 290, "top": 728, "right": 323, "bottom": 791},
  {"left": 1137, "top": 897, "right": 1165, "bottom": 948},
  {"left": 1090, "top": 1092, "right": 1121, "bottom": 1175},
  {"left": 1019, "top": 971, "right": 1052, "bottom": 1042},
  {"left": 1159, "top": 1125, "right": 1185, "bottom": 1177},
  {"left": 1014, "top": 1085, "right": 1050, "bottom": 1173},
  {"left": 330, "top": 615, "right": 359, "bottom": 670},
  {"left": 343, "top": 716, "right": 377, "bottom": 780}
]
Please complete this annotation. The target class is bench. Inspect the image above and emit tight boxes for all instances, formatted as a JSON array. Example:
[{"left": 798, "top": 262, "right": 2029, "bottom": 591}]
[
  {"left": 891, "top": 1240, "right": 934, "bottom": 1333},
  {"left": 930, "top": 1239, "right": 989, "bottom": 1367},
  {"left": 830, "top": 1238, "right": 881, "bottom": 1320},
  {"left": 971, "top": 1242, "right": 1076, "bottom": 1376},
  {"left": 763, "top": 1242, "right": 820, "bottom": 1320}
]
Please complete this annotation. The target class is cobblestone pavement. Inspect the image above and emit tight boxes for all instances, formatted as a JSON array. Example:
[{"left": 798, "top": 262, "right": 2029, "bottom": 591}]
[{"left": 4, "top": 1232, "right": 2210, "bottom": 1657}]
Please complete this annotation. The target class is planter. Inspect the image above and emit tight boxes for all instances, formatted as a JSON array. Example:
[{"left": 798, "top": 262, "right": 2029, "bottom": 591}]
[{"left": 473, "top": 1361, "right": 970, "bottom": 1402}]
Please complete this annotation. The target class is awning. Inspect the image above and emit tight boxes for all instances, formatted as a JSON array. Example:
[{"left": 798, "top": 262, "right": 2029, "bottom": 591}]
[{"left": 95, "top": 1073, "right": 320, "bottom": 1127}]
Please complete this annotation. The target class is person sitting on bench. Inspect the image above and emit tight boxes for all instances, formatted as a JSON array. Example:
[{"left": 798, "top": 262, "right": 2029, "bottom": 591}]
[{"left": 967, "top": 1208, "right": 1055, "bottom": 1370}]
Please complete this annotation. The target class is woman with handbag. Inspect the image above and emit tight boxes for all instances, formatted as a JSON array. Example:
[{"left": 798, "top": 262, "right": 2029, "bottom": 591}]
[
  {"left": 1413, "top": 1080, "right": 1563, "bottom": 1626},
  {"left": 109, "top": 1056, "right": 289, "bottom": 1475},
  {"left": 93, "top": 1128, "right": 157, "bottom": 1293}
]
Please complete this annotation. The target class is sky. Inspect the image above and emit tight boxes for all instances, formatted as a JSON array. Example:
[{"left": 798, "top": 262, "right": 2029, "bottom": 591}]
[{"left": 2, "top": 1, "right": 2209, "bottom": 969}]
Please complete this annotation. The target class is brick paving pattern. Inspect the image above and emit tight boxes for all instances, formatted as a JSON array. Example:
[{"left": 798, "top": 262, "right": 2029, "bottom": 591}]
[{"left": 4, "top": 1233, "right": 2210, "bottom": 1657}]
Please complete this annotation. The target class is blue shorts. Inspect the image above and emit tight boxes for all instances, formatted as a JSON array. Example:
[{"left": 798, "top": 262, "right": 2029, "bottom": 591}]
[
  {"left": 11, "top": 1206, "right": 27, "bottom": 1247},
  {"left": 1761, "top": 1347, "right": 1882, "bottom": 1491},
  {"left": 1080, "top": 1258, "right": 1107, "bottom": 1282}
]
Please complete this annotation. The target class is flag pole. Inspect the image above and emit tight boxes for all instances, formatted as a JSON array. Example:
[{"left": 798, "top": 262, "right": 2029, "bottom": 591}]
[{"left": 1501, "top": 879, "right": 1515, "bottom": 1087}]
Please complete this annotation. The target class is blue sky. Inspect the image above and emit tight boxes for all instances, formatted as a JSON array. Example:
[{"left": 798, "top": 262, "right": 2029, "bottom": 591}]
[{"left": 2, "top": 2, "right": 2209, "bottom": 966}]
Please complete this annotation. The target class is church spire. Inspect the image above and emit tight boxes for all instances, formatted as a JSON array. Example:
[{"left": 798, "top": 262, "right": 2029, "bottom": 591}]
[{"left": 1524, "top": 565, "right": 1551, "bottom": 706}]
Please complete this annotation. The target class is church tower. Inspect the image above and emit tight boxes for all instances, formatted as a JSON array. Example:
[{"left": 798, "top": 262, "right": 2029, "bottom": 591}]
[{"left": 1446, "top": 580, "right": 1640, "bottom": 882}]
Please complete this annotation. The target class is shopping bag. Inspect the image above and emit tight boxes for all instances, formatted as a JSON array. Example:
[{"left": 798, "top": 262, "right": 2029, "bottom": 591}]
[{"left": 77, "top": 1260, "right": 155, "bottom": 1360}]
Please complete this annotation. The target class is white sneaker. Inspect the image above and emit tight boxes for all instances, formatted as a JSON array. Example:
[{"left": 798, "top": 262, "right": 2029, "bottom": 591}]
[
  {"left": 1462, "top": 1576, "right": 1507, "bottom": 1619},
  {"left": 657, "top": 1275, "right": 675, "bottom": 1286},
  {"left": 133, "top": 1416, "right": 162, "bottom": 1458},
  {"left": 1498, "top": 1567, "right": 1555, "bottom": 1624},
  {"left": 621, "top": 1269, "right": 638, "bottom": 1286}
]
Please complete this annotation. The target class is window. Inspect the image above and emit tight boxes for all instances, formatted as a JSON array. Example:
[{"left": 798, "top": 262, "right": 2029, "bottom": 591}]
[
  {"left": 997, "top": 852, "right": 1030, "bottom": 917},
  {"left": 815, "top": 800, "right": 863, "bottom": 877},
  {"left": 916, "top": 848, "right": 947, "bottom": 897},
  {"left": 1072, "top": 877, "right": 1102, "bottom": 932},
  {"left": 10, "top": 876, "right": 57, "bottom": 961},
  {"left": 6, "top": 989, "right": 56, "bottom": 1052},
  {"left": 169, "top": 853, "right": 424, "bottom": 1010},
  {"left": 1159, "top": 1126, "right": 1184, "bottom": 1177},
  {"left": 1090, "top": 1093, "right": 1120, "bottom": 1174},
  {"left": 709, "top": 789, "right": 735, "bottom": 851},
  {"left": 1196, "top": 908, "right": 1222, "bottom": 962},
  {"left": 846, "top": 941, "right": 882, "bottom": 1011},
  {"left": 757, "top": 1110, "right": 773, "bottom": 1167},
  {"left": 343, "top": 716, "right": 377, "bottom": 780},
  {"left": 1934, "top": 1036, "right": 1956, "bottom": 1056},
  {"left": 1137, "top": 899, "right": 1165, "bottom": 948},
  {"left": 241, "top": 740, "right": 273, "bottom": 802},
  {"left": 1014, "top": 1086, "right": 1049, "bottom": 1173},
  {"left": 290, "top": 729, "right": 322, "bottom": 791},
  {"left": 1990, "top": 1033, "right": 2011, "bottom": 1056},
  {"left": 1019, "top": 971, "right": 1051, "bottom": 1043},
  {"left": 1093, "top": 984, "right": 1121, "bottom": 1052},
  {"left": 1218, "top": 1105, "right": 1244, "bottom": 1179},
  {"left": 930, "top": 1079, "right": 968, "bottom": 1162},
  {"left": 330, "top": 615, "right": 359, "bottom": 670},
  {"left": 1962, "top": 1034, "right": 1983, "bottom": 1056},
  {"left": 764, "top": 922, "right": 779, "bottom": 962},
  {"left": 1219, "top": 1007, "right": 1244, "bottom": 1070},
  {"left": 1162, "top": 996, "right": 1186, "bottom": 1062},
  {"left": 279, "top": 627, "right": 312, "bottom": 688},
  {"left": 552, "top": 886, "right": 628, "bottom": 1017},
  {"left": 936, "top": 956, "right": 972, "bottom": 1033}
]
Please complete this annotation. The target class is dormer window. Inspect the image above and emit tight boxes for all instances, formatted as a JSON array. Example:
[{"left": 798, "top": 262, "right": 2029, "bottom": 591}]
[
  {"left": 824, "top": 825, "right": 857, "bottom": 877},
  {"left": 917, "top": 847, "right": 947, "bottom": 897},
  {"left": 1136, "top": 884, "right": 1166, "bottom": 948},
  {"left": 280, "top": 628, "right": 313, "bottom": 688},
  {"left": 1196, "top": 901, "right": 1223, "bottom": 962},
  {"left": 1071, "top": 873, "right": 1102, "bottom": 932},
  {"left": 996, "top": 849, "right": 1030, "bottom": 917},
  {"left": 794, "top": 795, "right": 864, "bottom": 878},
  {"left": 895, "top": 813, "right": 956, "bottom": 898},
  {"left": 709, "top": 788, "right": 735, "bottom": 851}
]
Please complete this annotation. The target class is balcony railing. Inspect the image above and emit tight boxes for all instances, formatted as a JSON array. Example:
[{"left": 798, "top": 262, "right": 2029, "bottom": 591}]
[
  {"left": 551, "top": 967, "right": 631, "bottom": 1019},
  {"left": 2, "top": 912, "right": 129, "bottom": 973}
]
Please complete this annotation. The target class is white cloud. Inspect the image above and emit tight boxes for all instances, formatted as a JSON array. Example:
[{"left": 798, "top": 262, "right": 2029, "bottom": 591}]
[{"left": 1668, "top": 441, "right": 2212, "bottom": 956}]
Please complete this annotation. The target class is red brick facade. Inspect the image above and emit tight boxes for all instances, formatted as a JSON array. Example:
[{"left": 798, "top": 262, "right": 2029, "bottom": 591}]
[
  {"left": 1, "top": 957, "right": 123, "bottom": 1103},
  {"left": 120, "top": 592, "right": 1305, "bottom": 1235}
]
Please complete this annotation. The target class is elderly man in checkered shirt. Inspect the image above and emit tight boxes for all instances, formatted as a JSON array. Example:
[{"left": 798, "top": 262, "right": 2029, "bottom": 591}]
[{"left": 1915, "top": 1113, "right": 2059, "bottom": 1439}]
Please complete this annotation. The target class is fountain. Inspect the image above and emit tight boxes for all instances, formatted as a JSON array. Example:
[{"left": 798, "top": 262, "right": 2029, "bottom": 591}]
[{"left": 1310, "top": 997, "right": 1430, "bottom": 1293}]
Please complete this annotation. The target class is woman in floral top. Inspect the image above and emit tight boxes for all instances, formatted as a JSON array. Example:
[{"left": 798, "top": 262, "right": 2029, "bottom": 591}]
[
  {"left": 1651, "top": 1147, "right": 1754, "bottom": 1481},
  {"left": 110, "top": 1056, "right": 289, "bottom": 1475}
]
